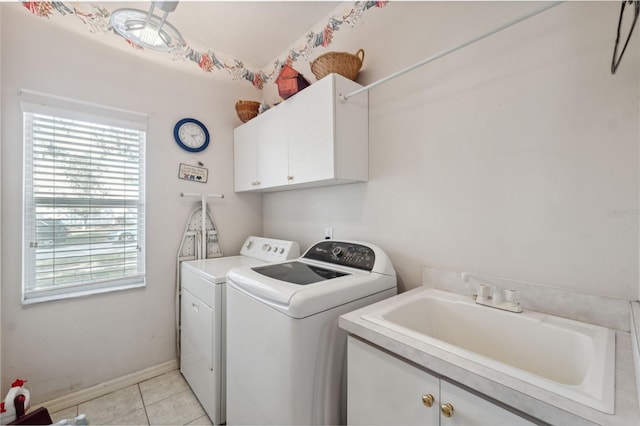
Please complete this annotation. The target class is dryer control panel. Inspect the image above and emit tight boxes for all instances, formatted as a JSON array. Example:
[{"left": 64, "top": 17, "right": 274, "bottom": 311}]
[
  {"left": 240, "top": 236, "right": 300, "bottom": 262},
  {"left": 304, "top": 241, "right": 375, "bottom": 271}
]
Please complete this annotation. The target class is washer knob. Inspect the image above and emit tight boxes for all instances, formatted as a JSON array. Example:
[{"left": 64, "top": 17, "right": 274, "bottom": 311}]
[{"left": 332, "top": 247, "right": 343, "bottom": 257}]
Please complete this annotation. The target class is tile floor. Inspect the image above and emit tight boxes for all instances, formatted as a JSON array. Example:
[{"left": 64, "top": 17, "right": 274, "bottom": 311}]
[{"left": 49, "top": 370, "right": 212, "bottom": 425}]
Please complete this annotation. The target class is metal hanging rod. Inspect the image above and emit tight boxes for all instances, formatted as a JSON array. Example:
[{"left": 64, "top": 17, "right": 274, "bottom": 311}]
[
  {"left": 339, "top": 1, "right": 565, "bottom": 102},
  {"left": 180, "top": 192, "right": 224, "bottom": 199}
]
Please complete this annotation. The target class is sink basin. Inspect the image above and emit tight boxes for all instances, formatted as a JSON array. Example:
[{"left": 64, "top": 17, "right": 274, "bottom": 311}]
[{"left": 361, "top": 288, "right": 615, "bottom": 414}]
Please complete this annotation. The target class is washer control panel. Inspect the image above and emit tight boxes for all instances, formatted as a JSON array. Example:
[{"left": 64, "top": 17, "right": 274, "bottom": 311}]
[{"left": 304, "top": 241, "right": 375, "bottom": 271}]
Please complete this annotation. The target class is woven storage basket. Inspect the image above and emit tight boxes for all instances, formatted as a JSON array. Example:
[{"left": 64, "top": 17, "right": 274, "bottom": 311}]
[
  {"left": 235, "top": 100, "right": 260, "bottom": 123},
  {"left": 310, "top": 49, "right": 365, "bottom": 81}
]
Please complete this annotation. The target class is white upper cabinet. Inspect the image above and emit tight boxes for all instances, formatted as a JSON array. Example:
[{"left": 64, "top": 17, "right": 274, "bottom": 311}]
[
  {"left": 233, "top": 119, "right": 259, "bottom": 192},
  {"left": 233, "top": 73, "right": 368, "bottom": 192},
  {"left": 233, "top": 109, "right": 288, "bottom": 192},
  {"left": 284, "top": 79, "right": 334, "bottom": 185},
  {"left": 256, "top": 109, "right": 288, "bottom": 189}
]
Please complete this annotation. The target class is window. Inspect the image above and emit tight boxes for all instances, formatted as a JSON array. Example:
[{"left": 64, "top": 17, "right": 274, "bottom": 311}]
[{"left": 21, "top": 91, "right": 147, "bottom": 303}]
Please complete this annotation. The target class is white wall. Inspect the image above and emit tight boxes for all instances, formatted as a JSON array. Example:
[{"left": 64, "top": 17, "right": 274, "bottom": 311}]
[
  {"left": 1, "top": 0, "right": 638, "bottom": 404},
  {"left": 0, "top": 4, "right": 262, "bottom": 402},
  {"left": 263, "top": 2, "right": 639, "bottom": 299}
]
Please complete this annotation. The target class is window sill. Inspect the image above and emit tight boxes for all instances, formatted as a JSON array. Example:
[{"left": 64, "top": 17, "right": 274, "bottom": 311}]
[{"left": 21, "top": 281, "right": 146, "bottom": 305}]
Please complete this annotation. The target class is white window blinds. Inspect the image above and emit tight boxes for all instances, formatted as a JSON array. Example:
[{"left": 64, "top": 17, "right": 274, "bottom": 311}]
[{"left": 22, "top": 92, "right": 147, "bottom": 303}]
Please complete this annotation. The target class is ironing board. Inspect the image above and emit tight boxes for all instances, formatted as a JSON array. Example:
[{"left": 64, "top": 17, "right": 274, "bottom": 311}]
[
  {"left": 177, "top": 205, "right": 223, "bottom": 262},
  {"left": 175, "top": 193, "right": 224, "bottom": 359}
]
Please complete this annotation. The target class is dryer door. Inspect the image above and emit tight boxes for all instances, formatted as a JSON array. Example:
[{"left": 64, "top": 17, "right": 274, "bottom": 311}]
[{"left": 180, "top": 287, "right": 218, "bottom": 421}]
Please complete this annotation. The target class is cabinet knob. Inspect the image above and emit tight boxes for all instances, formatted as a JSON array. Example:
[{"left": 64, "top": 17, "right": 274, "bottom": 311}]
[
  {"left": 440, "top": 403, "right": 454, "bottom": 418},
  {"left": 421, "top": 394, "right": 434, "bottom": 408},
  {"left": 287, "top": 175, "right": 294, "bottom": 181}
]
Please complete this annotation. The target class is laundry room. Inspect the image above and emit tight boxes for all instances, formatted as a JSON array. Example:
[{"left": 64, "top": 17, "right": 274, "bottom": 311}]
[{"left": 0, "top": 1, "right": 638, "bottom": 425}]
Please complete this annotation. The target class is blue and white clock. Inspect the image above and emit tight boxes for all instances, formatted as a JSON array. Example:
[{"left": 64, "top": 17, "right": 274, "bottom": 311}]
[{"left": 174, "top": 118, "right": 210, "bottom": 152}]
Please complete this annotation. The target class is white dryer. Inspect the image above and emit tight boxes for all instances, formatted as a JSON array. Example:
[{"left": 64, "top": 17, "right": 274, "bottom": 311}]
[
  {"left": 226, "top": 239, "right": 397, "bottom": 425},
  {"left": 180, "top": 236, "right": 299, "bottom": 425}
]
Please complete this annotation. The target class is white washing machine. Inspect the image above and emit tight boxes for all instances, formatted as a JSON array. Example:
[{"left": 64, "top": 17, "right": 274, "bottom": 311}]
[
  {"left": 226, "top": 239, "right": 397, "bottom": 425},
  {"left": 180, "top": 236, "right": 300, "bottom": 425}
]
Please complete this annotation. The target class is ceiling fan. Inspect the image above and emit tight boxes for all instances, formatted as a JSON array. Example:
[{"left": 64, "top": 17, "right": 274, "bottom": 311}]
[{"left": 110, "top": 1, "right": 184, "bottom": 52}]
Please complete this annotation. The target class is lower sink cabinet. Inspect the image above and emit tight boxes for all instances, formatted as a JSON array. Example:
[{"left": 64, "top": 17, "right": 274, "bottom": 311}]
[{"left": 347, "top": 336, "right": 536, "bottom": 426}]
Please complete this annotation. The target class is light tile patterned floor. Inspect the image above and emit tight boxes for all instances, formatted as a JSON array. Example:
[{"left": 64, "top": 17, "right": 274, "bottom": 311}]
[{"left": 49, "top": 370, "right": 212, "bottom": 425}]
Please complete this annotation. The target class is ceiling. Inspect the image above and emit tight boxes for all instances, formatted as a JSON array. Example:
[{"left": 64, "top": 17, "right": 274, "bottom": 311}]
[
  {"left": 23, "top": 1, "right": 342, "bottom": 67},
  {"left": 161, "top": 1, "right": 342, "bottom": 67},
  {"left": 17, "top": 0, "right": 372, "bottom": 87}
]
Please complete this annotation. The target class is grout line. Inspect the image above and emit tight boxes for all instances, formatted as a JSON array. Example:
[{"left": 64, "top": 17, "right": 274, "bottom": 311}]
[
  {"left": 49, "top": 404, "right": 79, "bottom": 423},
  {"left": 136, "top": 382, "right": 146, "bottom": 408},
  {"left": 137, "top": 384, "right": 151, "bottom": 426}
]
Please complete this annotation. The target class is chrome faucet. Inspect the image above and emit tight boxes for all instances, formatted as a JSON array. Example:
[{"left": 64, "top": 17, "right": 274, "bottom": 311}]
[{"left": 475, "top": 284, "right": 523, "bottom": 313}]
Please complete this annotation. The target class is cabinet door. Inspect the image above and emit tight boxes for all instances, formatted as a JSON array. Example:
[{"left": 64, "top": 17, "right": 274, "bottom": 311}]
[
  {"left": 347, "top": 337, "right": 439, "bottom": 426},
  {"left": 256, "top": 109, "right": 288, "bottom": 188},
  {"left": 285, "top": 77, "right": 335, "bottom": 185},
  {"left": 439, "top": 381, "right": 535, "bottom": 426},
  {"left": 233, "top": 121, "right": 259, "bottom": 192}
]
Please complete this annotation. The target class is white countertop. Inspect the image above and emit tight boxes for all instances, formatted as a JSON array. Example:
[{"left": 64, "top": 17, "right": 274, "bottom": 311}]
[{"left": 339, "top": 286, "right": 640, "bottom": 426}]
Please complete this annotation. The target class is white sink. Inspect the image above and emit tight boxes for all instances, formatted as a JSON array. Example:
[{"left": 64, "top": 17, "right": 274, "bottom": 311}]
[{"left": 361, "top": 288, "right": 615, "bottom": 414}]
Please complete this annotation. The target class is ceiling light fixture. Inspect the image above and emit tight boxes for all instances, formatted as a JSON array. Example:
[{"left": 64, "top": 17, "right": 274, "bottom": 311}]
[{"left": 110, "top": 1, "right": 184, "bottom": 53}]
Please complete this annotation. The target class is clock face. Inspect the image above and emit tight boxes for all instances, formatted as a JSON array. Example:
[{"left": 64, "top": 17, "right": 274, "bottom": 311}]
[{"left": 174, "top": 118, "right": 210, "bottom": 152}]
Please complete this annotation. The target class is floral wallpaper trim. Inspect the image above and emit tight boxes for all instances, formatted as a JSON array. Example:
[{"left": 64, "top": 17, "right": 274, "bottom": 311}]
[
  {"left": 263, "top": 1, "right": 387, "bottom": 86},
  {"left": 21, "top": 1, "right": 388, "bottom": 90}
]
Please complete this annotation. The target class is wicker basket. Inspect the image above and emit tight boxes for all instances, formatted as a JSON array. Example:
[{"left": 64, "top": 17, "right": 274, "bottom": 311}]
[
  {"left": 310, "top": 49, "right": 365, "bottom": 81},
  {"left": 235, "top": 100, "right": 261, "bottom": 123}
]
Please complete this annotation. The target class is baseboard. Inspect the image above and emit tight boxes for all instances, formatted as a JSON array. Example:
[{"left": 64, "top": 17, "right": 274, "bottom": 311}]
[
  {"left": 32, "top": 359, "right": 179, "bottom": 414},
  {"left": 631, "top": 302, "right": 640, "bottom": 413}
]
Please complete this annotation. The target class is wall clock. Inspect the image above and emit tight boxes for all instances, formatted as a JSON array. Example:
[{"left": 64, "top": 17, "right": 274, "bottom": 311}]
[{"left": 174, "top": 118, "right": 210, "bottom": 152}]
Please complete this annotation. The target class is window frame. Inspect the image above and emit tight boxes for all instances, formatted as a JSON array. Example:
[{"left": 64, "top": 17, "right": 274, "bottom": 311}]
[{"left": 21, "top": 90, "right": 147, "bottom": 304}]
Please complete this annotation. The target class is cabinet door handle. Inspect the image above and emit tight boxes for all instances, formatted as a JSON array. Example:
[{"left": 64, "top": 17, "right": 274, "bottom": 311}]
[
  {"left": 441, "top": 403, "right": 454, "bottom": 417},
  {"left": 421, "top": 394, "right": 434, "bottom": 408}
]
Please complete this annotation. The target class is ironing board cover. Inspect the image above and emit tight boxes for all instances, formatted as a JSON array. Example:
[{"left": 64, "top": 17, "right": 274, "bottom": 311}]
[{"left": 177, "top": 205, "right": 222, "bottom": 262}]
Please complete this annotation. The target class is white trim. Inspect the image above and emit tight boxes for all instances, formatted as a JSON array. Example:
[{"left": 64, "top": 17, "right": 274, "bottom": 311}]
[
  {"left": 31, "top": 359, "right": 178, "bottom": 414},
  {"left": 19, "top": 89, "right": 148, "bottom": 129}
]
